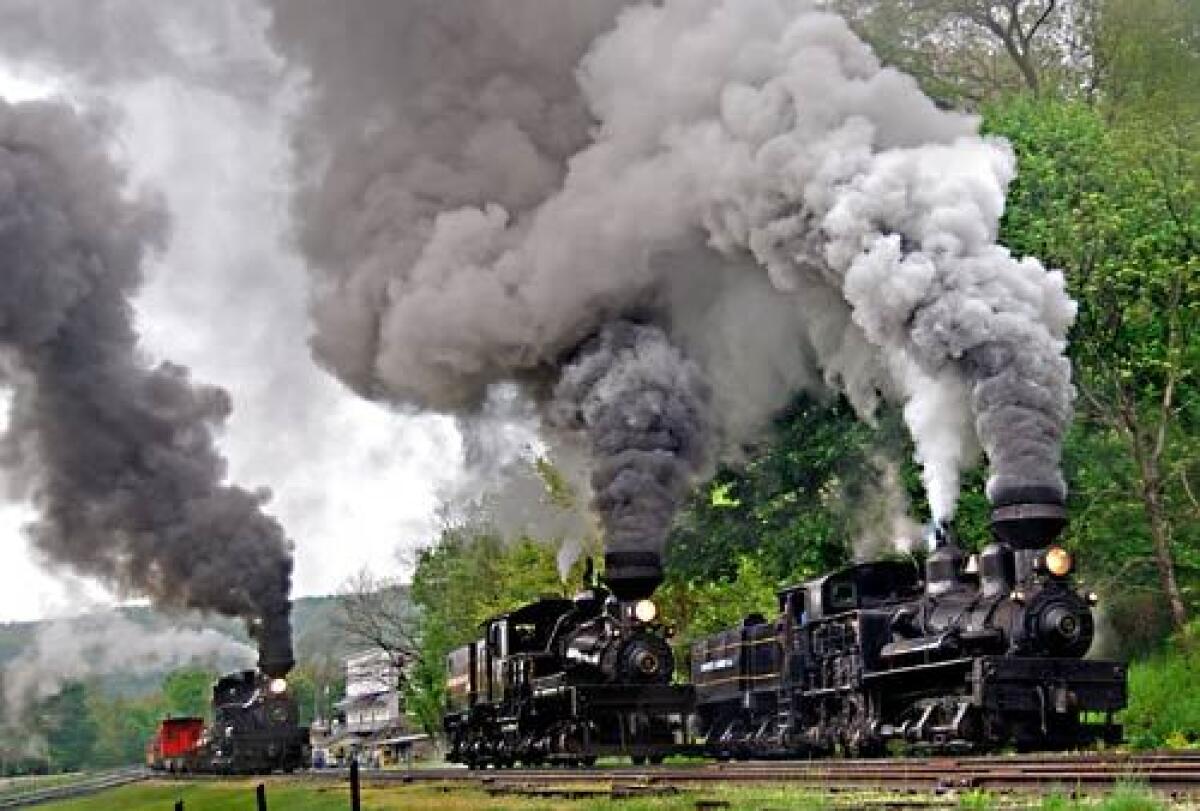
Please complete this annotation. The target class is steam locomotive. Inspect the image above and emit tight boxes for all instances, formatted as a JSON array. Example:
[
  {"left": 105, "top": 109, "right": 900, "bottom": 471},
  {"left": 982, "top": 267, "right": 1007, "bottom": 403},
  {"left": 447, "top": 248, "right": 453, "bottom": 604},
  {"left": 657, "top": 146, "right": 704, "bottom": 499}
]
[
  {"left": 442, "top": 488, "right": 1126, "bottom": 764},
  {"left": 147, "top": 670, "right": 310, "bottom": 774},
  {"left": 443, "top": 561, "right": 693, "bottom": 767},
  {"left": 693, "top": 488, "right": 1126, "bottom": 756}
]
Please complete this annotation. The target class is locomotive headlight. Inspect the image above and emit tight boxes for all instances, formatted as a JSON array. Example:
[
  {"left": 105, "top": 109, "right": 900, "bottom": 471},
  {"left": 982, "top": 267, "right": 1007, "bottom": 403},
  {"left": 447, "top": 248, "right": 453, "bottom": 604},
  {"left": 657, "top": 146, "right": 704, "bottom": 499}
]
[
  {"left": 633, "top": 599, "right": 658, "bottom": 623},
  {"left": 1045, "top": 546, "right": 1073, "bottom": 577},
  {"left": 268, "top": 678, "right": 288, "bottom": 694}
]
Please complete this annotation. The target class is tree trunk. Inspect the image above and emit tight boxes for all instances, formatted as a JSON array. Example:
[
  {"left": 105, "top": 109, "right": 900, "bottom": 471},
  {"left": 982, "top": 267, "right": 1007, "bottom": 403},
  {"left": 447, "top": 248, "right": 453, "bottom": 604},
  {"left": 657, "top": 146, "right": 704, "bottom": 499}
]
[{"left": 1129, "top": 428, "right": 1189, "bottom": 629}]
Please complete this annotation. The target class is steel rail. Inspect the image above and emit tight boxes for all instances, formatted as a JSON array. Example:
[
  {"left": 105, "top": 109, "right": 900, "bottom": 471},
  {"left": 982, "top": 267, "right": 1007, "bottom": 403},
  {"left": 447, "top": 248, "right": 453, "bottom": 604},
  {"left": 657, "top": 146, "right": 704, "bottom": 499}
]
[
  {"left": 337, "top": 753, "right": 1200, "bottom": 798},
  {"left": 0, "top": 768, "right": 148, "bottom": 809},
  {"left": 156, "top": 752, "right": 1200, "bottom": 800}
]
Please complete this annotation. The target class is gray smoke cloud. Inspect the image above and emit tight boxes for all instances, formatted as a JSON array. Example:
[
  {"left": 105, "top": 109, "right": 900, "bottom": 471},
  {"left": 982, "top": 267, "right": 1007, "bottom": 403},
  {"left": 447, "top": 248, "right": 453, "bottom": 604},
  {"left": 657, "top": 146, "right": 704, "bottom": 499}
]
[
  {"left": 0, "top": 0, "right": 279, "bottom": 99},
  {"left": 551, "top": 322, "right": 712, "bottom": 589},
  {"left": 267, "top": 0, "right": 1074, "bottom": 554},
  {"left": 3, "top": 611, "right": 254, "bottom": 712},
  {"left": 0, "top": 99, "right": 293, "bottom": 652}
]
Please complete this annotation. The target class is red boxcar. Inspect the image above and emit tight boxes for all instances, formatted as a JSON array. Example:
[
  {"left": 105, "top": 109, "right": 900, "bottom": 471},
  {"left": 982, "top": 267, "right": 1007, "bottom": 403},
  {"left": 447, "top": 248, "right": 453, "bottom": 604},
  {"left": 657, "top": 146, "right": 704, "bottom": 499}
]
[{"left": 146, "top": 717, "right": 204, "bottom": 772}]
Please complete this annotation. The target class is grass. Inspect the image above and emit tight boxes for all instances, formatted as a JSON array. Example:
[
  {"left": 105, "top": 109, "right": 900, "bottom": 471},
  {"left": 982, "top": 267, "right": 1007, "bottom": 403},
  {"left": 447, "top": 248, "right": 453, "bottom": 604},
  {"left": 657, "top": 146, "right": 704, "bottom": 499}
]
[
  {"left": 36, "top": 780, "right": 829, "bottom": 811},
  {"left": 35, "top": 779, "right": 1179, "bottom": 811}
]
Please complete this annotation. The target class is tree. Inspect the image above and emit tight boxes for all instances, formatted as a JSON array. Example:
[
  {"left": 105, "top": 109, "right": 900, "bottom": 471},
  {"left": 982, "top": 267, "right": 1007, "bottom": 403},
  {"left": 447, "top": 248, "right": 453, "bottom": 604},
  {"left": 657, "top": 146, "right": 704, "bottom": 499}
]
[
  {"left": 986, "top": 95, "right": 1198, "bottom": 628},
  {"left": 825, "top": 0, "right": 1091, "bottom": 104},
  {"left": 665, "top": 395, "right": 977, "bottom": 587},
  {"left": 161, "top": 668, "right": 216, "bottom": 719},
  {"left": 38, "top": 682, "right": 97, "bottom": 772},
  {"left": 405, "top": 523, "right": 571, "bottom": 735},
  {"left": 88, "top": 693, "right": 164, "bottom": 767},
  {"left": 333, "top": 570, "right": 418, "bottom": 687}
]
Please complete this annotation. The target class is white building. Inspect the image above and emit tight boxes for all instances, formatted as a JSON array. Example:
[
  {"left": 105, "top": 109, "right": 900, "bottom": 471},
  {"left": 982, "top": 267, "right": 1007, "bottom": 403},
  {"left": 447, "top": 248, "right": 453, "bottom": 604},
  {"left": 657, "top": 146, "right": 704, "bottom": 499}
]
[
  {"left": 340, "top": 650, "right": 404, "bottom": 733},
  {"left": 312, "top": 649, "right": 429, "bottom": 767}
]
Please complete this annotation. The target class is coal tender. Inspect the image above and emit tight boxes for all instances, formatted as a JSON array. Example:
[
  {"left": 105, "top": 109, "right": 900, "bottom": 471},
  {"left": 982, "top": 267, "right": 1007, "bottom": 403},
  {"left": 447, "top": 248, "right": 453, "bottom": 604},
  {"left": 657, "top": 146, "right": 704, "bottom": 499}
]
[
  {"left": 443, "top": 561, "right": 694, "bottom": 767},
  {"left": 692, "top": 485, "right": 1126, "bottom": 756}
]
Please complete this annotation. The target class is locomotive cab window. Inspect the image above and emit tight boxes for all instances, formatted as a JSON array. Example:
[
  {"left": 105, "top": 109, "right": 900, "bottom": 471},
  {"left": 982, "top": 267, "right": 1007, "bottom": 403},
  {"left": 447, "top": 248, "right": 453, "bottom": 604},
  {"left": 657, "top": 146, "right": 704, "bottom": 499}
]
[
  {"left": 509, "top": 622, "right": 544, "bottom": 652},
  {"left": 830, "top": 581, "right": 857, "bottom": 610},
  {"left": 487, "top": 621, "right": 507, "bottom": 656}
]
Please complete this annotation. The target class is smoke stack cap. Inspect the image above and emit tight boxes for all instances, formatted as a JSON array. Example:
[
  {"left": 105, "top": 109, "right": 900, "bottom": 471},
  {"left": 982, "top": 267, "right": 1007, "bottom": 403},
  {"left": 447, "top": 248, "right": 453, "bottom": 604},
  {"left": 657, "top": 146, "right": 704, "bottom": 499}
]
[
  {"left": 989, "top": 485, "right": 1067, "bottom": 549},
  {"left": 603, "top": 550, "right": 663, "bottom": 601}
]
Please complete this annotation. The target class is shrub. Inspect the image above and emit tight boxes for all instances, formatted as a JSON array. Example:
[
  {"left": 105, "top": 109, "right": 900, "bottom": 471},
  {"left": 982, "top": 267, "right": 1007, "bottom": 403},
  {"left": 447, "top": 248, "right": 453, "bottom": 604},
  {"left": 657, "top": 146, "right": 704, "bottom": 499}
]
[{"left": 1121, "top": 622, "right": 1200, "bottom": 749}]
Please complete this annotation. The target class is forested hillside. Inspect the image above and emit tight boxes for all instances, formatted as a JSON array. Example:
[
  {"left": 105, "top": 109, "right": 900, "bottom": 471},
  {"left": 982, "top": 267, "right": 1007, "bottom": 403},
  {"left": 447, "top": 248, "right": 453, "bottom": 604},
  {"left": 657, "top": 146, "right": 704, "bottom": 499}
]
[
  {"left": 0, "top": 594, "right": 357, "bottom": 773},
  {"left": 398, "top": 0, "right": 1198, "bottom": 747}
]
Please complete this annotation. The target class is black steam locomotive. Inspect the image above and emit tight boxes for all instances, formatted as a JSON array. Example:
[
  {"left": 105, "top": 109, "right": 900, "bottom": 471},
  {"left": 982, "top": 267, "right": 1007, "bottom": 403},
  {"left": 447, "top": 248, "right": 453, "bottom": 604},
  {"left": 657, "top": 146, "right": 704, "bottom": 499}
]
[
  {"left": 693, "top": 487, "right": 1126, "bottom": 755},
  {"left": 198, "top": 670, "right": 310, "bottom": 773},
  {"left": 443, "top": 562, "right": 693, "bottom": 767},
  {"left": 442, "top": 488, "right": 1126, "bottom": 764},
  {"left": 149, "top": 670, "right": 310, "bottom": 774}
]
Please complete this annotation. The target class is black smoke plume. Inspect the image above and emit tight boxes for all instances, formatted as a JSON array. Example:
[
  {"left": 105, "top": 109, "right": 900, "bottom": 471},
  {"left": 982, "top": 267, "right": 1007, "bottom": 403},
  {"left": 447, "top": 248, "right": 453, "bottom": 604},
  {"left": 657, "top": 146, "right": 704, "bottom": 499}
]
[
  {"left": 551, "top": 322, "right": 712, "bottom": 599},
  {"left": 0, "top": 99, "right": 293, "bottom": 674}
]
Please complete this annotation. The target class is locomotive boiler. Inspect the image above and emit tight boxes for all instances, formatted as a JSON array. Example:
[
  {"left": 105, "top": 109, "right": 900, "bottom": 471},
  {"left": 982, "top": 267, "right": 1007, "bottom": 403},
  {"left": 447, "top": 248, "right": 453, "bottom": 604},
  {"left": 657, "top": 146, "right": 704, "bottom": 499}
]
[
  {"left": 443, "top": 572, "right": 692, "bottom": 767},
  {"left": 692, "top": 486, "right": 1127, "bottom": 756}
]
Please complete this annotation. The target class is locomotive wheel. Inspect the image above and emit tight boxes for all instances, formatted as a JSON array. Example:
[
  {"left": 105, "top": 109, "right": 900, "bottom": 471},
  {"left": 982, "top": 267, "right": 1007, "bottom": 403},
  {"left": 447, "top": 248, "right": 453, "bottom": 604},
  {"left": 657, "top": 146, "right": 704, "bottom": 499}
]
[
  {"left": 631, "top": 755, "right": 646, "bottom": 766},
  {"left": 581, "top": 756, "right": 598, "bottom": 767},
  {"left": 649, "top": 754, "right": 665, "bottom": 765}
]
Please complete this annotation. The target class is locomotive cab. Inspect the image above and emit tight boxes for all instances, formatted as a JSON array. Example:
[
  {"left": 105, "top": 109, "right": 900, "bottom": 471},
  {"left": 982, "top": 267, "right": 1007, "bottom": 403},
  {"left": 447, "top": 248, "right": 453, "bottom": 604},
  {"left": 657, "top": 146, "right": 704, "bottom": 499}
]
[{"left": 801, "top": 560, "right": 924, "bottom": 622}]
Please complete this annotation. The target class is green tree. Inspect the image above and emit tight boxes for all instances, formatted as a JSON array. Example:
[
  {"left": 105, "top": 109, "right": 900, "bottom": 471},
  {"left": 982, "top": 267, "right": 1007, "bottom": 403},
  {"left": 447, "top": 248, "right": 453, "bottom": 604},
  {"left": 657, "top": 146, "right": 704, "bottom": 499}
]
[
  {"left": 406, "top": 526, "right": 570, "bottom": 735},
  {"left": 824, "top": 0, "right": 1090, "bottom": 104},
  {"left": 658, "top": 555, "right": 780, "bottom": 675},
  {"left": 161, "top": 668, "right": 216, "bottom": 719},
  {"left": 986, "top": 95, "right": 1198, "bottom": 628},
  {"left": 665, "top": 395, "right": 976, "bottom": 586},
  {"left": 38, "top": 682, "right": 97, "bottom": 772},
  {"left": 88, "top": 693, "right": 164, "bottom": 767}
]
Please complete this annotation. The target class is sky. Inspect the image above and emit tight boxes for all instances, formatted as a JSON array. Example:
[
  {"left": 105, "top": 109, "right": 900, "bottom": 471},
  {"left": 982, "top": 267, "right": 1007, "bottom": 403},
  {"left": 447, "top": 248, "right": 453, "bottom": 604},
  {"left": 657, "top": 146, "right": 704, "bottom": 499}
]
[{"left": 0, "top": 56, "right": 467, "bottom": 622}]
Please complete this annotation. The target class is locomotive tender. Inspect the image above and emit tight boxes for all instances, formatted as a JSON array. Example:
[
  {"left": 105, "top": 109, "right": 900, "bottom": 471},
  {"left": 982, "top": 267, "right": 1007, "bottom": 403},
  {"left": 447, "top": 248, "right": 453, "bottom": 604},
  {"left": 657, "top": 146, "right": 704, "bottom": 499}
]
[
  {"left": 692, "top": 487, "right": 1127, "bottom": 756},
  {"left": 443, "top": 486, "right": 1127, "bottom": 764}
]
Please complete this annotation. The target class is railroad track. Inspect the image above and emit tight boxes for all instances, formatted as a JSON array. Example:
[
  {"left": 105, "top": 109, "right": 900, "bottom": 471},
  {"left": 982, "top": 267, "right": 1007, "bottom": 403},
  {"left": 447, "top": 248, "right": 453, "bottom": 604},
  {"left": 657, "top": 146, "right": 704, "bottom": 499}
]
[
  {"left": 335, "top": 751, "right": 1200, "bottom": 800},
  {"left": 0, "top": 768, "right": 147, "bottom": 809}
]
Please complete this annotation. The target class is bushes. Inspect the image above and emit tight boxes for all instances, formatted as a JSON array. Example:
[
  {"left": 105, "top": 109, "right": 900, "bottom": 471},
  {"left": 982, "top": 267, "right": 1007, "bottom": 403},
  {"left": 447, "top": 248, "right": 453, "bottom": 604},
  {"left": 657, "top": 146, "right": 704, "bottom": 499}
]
[{"left": 1121, "top": 622, "right": 1200, "bottom": 749}]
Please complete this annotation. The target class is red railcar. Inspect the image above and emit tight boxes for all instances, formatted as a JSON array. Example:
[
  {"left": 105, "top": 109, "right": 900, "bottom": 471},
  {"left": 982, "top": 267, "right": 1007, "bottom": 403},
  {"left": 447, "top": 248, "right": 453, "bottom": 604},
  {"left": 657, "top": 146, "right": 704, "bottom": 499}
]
[{"left": 146, "top": 717, "right": 204, "bottom": 772}]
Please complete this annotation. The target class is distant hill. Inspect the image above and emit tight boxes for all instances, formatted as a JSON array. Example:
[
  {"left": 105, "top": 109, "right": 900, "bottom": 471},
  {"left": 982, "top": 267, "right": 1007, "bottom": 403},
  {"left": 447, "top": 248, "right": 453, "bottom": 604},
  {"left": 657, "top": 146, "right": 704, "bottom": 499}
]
[{"left": 0, "top": 592, "right": 382, "bottom": 684}]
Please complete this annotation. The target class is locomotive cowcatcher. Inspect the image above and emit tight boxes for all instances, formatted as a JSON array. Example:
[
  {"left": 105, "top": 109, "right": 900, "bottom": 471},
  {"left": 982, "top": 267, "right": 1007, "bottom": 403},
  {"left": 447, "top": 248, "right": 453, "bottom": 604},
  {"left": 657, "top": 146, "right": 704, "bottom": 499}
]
[
  {"left": 443, "top": 571, "right": 693, "bottom": 768},
  {"left": 691, "top": 486, "right": 1127, "bottom": 756}
]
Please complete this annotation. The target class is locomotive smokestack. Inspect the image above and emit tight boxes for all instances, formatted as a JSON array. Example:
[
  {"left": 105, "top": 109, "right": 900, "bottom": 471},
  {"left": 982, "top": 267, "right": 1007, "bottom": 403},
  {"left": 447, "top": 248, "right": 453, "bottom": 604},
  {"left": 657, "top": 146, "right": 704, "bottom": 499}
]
[
  {"left": 989, "top": 485, "right": 1067, "bottom": 549},
  {"left": 256, "top": 604, "right": 295, "bottom": 679},
  {"left": 255, "top": 568, "right": 295, "bottom": 678},
  {"left": 604, "top": 551, "right": 663, "bottom": 602}
]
